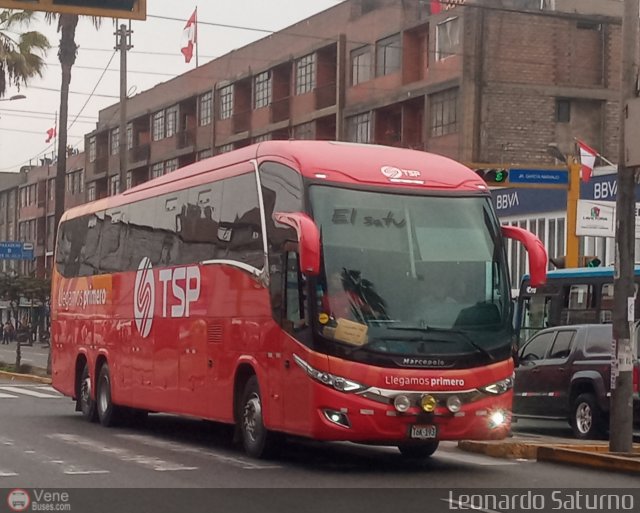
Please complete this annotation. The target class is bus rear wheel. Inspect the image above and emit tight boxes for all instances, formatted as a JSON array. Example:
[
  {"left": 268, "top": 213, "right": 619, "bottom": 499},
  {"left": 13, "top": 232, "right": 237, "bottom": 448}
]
[
  {"left": 397, "top": 441, "right": 439, "bottom": 459},
  {"left": 240, "top": 376, "right": 280, "bottom": 459},
  {"left": 96, "top": 363, "right": 122, "bottom": 427},
  {"left": 78, "top": 362, "right": 97, "bottom": 422}
]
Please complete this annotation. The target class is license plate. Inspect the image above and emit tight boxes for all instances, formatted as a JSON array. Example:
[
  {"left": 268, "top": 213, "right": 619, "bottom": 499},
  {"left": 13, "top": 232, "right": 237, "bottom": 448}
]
[{"left": 410, "top": 424, "right": 438, "bottom": 440}]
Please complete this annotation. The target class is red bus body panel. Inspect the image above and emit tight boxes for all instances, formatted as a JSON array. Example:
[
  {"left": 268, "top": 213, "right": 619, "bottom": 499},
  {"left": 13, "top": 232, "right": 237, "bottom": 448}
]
[{"left": 51, "top": 141, "right": 517, "bottom": 444}]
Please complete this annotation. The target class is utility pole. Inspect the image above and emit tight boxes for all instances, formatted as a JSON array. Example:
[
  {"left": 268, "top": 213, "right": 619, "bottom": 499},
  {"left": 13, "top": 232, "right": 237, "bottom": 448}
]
[
  {"left": 116, "top": 23, "right": 132, "bottom": 194},
  {"left": 565, "top": 157, "right": 581, "bottom": 268},
  {"left": 610, "top": 0, "right": 639, "bottom": 454}
]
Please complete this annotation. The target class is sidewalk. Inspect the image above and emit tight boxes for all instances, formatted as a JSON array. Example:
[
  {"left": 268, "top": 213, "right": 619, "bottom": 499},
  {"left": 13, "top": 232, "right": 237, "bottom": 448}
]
[
  {"left": 459, "top": 434, "right": 640, "bottom": 474},
  {"left": 0, "top": 340, "right": 50, "bottom": 372}
]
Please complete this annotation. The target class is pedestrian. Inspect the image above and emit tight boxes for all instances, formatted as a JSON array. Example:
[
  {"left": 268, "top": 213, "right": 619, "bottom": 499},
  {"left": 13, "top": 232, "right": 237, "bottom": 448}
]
[{"left": 2, "top": 320, "right": 13, "bottom": 344}]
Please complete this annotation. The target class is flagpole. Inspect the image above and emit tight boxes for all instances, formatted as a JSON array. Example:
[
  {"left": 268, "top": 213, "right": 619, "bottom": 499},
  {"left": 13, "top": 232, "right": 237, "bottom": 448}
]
[{"left": 195, "top": 5, "right": 199, "bottom": 68}]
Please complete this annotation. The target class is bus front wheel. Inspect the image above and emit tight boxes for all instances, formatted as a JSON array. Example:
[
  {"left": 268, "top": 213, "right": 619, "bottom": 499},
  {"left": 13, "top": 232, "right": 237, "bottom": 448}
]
[
  {"left": 240, "top": 376, "right": 280, "bottom": 459},
  {"left": 96, "top": 363, "right": 121, "bottom": 427},
  {"left": 78, "top": 362, "right": 97, "bottom": 422}
]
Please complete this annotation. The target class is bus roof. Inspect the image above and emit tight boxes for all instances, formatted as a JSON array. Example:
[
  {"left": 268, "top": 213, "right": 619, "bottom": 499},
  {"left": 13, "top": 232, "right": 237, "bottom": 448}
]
[
  {"left": 61, "top": 141, "right": 488, "bottom": 223},
  {"left": 521, "top": 266, "right": 640, "bottom": 283}
]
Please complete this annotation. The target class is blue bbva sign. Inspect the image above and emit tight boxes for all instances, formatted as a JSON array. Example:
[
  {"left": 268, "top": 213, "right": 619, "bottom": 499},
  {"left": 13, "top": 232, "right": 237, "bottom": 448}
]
[{"left": 491, "top": 173, "right": 638, "bottom": 217}]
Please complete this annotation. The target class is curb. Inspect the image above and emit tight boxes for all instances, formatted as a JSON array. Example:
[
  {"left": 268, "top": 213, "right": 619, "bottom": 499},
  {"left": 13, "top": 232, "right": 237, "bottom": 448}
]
[
  {"left": 0, "top": 370, "right": 51, "bottom": 384},
  {"left": 537, "top": 446, "right": 640, "bottom": 474},
  {"left": 458, "top": 439, "right": 640, "bottom": 474}
]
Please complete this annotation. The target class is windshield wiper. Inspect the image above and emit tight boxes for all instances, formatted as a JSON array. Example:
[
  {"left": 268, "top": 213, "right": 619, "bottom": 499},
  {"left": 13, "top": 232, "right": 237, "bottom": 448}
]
[{"left": 387, "top": 323, "right": 495, "bottom": 361}]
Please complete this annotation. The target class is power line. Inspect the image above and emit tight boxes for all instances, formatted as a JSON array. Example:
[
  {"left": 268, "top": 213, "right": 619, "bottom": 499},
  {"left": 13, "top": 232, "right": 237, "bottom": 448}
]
[
  {"left": 0, "top": 108, "right": 95, "bottom": 120},
  {"left": 0, "top": 112, "right": 96, "bottom": 124},
  {"left": 45, "top": 61, "right": 177, "bottom": 77},
  {"left": 26, "top": 85, "right": 119, "bottom": 99}
]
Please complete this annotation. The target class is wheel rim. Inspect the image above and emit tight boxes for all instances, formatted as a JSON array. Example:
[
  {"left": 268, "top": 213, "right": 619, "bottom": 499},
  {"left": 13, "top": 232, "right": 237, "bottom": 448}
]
[
  {"left": 80, "top": 375, "right": 91, "bottom": 411},
  {"left": 243, "top": 393, "right": 262, "bottom": 444},
  {"left": 576, "top": 402, "right": 592, "bottom": 434},
  {"left": 98, "top": 375, "right": 109, "bottom": 415}
]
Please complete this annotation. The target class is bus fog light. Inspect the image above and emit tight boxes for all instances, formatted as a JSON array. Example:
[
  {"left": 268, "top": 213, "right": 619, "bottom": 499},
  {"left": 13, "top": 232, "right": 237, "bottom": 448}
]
[
  {"left": 489, "top": 410, "right": 507, "bottom": 428},
  {"left": 393, "top": 394, "right": 411, "bottom": 413},
  {"left": 323, "top": 409, "right": 350, "bottom": 428},
  {"left": 420, "top": 394, "right": 437, "bottom": 413},
  {"left": 446, "top": 395, "right": 462, "bottom": 413}
]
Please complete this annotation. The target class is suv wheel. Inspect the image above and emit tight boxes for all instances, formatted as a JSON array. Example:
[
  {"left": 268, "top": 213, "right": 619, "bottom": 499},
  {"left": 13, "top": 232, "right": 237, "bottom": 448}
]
[{"left": 571, "top": 393, "right": 603, "bottom": 439}]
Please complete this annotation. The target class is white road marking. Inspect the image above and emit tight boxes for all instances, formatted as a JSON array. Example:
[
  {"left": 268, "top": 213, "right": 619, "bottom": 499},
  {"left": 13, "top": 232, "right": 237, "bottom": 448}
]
[
  {"left": 0, "top": 471, "right": 18, "bottom": 477},
  {"left": 0, "top": 386, "right": 61, "bottom": 399},
  {"left": 435, "top": 450, "right": 517, "bottom": 466},
  {"left": 49, "top": 460, "right": 110, "bottom": 476},
  {"left": 0, "top": 392, "right": 17, "bottom": 399},
  {"left": 116, "top": 434, "right": 281, "bottom": 470},
  {"left": 49, "top": 433, "right": 198, "bottom": 472}
]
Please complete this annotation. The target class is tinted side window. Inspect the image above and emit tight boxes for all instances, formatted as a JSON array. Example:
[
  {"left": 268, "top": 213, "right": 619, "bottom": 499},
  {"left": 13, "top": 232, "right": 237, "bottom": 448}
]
[
  {"left": 56, "top": 215, "right": 90, "bottom": 277},
  {"left": 181, "top": 183, "right": 224, "bottom": 263},
  {"left": 218, "top": 173, "right": 264, "bottom": 269},
  {"left": 584, "top": 325, "right": 612, "bottom": 355},
  {"left": 520, "top": 332, "right": 555, "bottom": 361},
  {"left": 99, "top": 207, "right": 129, "bottom": 273},
  {"left": 260, "top": 161, "right": 303, "bottom": 254},
  {"left": 548, "top": 330, "right": 575, "bottom": 359}
]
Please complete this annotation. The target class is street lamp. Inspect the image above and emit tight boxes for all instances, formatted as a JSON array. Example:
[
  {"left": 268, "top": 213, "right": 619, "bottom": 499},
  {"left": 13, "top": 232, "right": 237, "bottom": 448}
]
[{"left": 0, "top": 94, "right": 26, "bottom": 102}]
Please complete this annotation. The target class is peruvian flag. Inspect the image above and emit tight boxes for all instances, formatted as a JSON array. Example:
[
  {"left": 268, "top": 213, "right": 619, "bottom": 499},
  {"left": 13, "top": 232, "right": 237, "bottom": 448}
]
[
  {"left": 181, "top": 8, "right": 197, "bottom": 64},
  {"left": 577, "top": 139, "right": 598, "bottom": 183},
  {"left": 45, "top": 126, "right": 56, "bottom": 143},
  {"left": 431, "top": 0, "right": 442, "bottom": 14}
]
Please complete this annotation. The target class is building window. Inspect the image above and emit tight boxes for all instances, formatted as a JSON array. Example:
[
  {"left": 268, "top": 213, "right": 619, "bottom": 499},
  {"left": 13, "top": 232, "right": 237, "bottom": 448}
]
[
  {"left": 253, "top": 133, "right": 272, "bottom": 143},
  {"left": 87, "top": 184, "right": 96, "bottom": 202},
  {"left": 254, "top": 71, "right": 272, "bottom": 109},
  {"left": 295, "top": 53, "right": 316, "bottom": 95},
  {"left": 430, "top": 88, "right": 458, "bottom": 136},
  {"left": 109, "top": 175, "right": 119, "bottom": 196},
  {"left": 556, "top": 99, "right": 571, "bottom": 123},
  {"left": 199, "top": 91, "right": 213, "bottom": 126},
  {"left": 436, "top": 17, "right": 460, "bottom": 61},
  {"left": 217, "top": 143, "right": 234, "bottom": 154},
  {"left": 347, "top": 112, "right": 371, "bottom": 143},
  {"left": 165, "top": 158, "right": 178, "bottom": 173},
  {"left": 127, "top": 124, "right": 133, "bottom": 150},
  {"left": 351, "top": 47, "right": 372, "bottom": 85},
  {"left": 197, "top": 148, "right": 213, "bottom": 161},
  {"left": 110, "top": 127, "right": 120, "bottom": 155},
  {"left": 48, "top": 179, "right": 55, "bottom": 202},
  {"left": 89, "top": 137, "right": 96, "bottom": 163},
  {"left": 294, "top": 122, "right": 314, "bottom": 140},
  {"left": 66, "top": 170, "right": 84, "bottom": 195},
  {"left": 151, "top": 162, "right": 164, "bottom": 179},
  {"left": 126, "top": 171, "right": 132, "bottom": 191},
  {"left": 219, "top": 85, "right": 233, "bottom": 120},
  {"left": 166, "top": 105, "right": 179, "bottom": 138},
  {"left": 376, "top": 34, "right": 401, "bottom": 76},
  {"left": 152, "top": 110, "right": 165, "bottom": 141}
]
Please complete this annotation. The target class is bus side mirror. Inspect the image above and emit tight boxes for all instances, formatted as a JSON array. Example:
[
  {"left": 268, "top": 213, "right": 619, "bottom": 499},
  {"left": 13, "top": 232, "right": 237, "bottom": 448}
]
[
  {"left": 273, "top": 212, "right": 320, "bottom": 276},
  {"left": 501, "top": 225, "right": 548, "bottom": 287}
]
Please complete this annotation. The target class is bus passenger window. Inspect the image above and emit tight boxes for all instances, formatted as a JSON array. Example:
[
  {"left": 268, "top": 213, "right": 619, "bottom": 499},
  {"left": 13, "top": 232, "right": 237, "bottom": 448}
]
[
  {"left": 285, "top": 252, "right": 307, "bottom": 330},
  {"left": 563, "top": 284, "right": 597, "bottom": 325}
]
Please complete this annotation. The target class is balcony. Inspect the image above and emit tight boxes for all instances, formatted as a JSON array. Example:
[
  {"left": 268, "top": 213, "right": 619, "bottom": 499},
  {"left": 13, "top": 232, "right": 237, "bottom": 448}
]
[
  {"left": 128, "top": 144, "right": 150, "bottom": 167},
  {"left": 233, "top": 110, "right": 251, "bottom": 134},
  {"left": 177, "top": 130, "right": 195, "bottom": 150},
  {"left": 270, "top": 97, "right": 290, "bottom": 124},
  {"left": 94, "top": 156, "right": 109, "bottom": 175},
  {"left": 315, "top": 83, "right": 336, "bottom": 110}
]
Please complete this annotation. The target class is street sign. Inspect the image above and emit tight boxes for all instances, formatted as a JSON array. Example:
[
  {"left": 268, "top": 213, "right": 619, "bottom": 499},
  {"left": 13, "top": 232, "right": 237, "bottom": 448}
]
[
  {"left": 0, "top": 0, "right": 147, "bottom": 20},
  {"left": 509, "top": 169, "right": 569, "bottom": 185},
  {"left": 0, "top": 241, "right": 34, "bottom": 260}
]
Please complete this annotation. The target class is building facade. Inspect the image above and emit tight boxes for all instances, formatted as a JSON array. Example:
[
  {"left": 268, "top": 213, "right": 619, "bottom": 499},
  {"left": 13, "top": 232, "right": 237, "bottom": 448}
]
[{"left": 11, "top": 0, "right": 626, "bottom": 282}]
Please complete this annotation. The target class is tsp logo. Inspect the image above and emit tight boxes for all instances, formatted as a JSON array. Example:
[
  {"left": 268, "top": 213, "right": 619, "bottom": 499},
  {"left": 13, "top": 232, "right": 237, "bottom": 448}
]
[
  {"left": 7, "top": 489, "right": 30, "bottom": 512},
  {"left": 134, "top": 257, "right": 155, "bottom": 338}
]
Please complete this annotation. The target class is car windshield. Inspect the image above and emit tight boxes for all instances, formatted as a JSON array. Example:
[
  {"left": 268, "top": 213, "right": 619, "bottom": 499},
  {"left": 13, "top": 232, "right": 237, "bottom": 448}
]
[{"left": 309, "top": 185, "right": 512, "bottom": 358}]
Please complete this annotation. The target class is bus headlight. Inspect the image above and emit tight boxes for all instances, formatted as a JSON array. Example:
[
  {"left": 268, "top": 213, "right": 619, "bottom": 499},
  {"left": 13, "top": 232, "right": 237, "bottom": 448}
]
[
  {"left": 293, "top": 354, "right": 368, "bottom": 394},
  {"left": 489, "top": 410, "right": 507, "bottom": 428},
  {"left": 446, "top": 395, "right": 462, "bottom": 413},
  {"left": 480, "top": 377, "right": 514, "bottom": 395},
  {"left": 393, "top": 394, "right": 411, "bottom": 413}
]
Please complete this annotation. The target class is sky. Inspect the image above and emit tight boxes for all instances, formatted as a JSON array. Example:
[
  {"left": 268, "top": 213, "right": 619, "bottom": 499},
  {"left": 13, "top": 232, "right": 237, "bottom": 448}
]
[{"left": 0, "top": 0, "right": 344, "bottom": 173}]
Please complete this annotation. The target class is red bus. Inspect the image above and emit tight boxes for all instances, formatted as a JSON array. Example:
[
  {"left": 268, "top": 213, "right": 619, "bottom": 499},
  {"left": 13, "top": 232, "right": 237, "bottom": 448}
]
[{"left": 51, "top": 141, "right": 547, "bottom": 459}]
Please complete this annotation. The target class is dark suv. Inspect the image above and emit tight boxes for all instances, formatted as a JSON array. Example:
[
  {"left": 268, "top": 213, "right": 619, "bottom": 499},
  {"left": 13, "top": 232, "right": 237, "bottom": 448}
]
[{"left": 513, "top": 324, "right": 640, "bottom": 439}]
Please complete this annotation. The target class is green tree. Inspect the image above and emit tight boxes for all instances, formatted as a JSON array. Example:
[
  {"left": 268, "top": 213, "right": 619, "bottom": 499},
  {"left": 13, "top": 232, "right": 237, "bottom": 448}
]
[{"left": 0, "top": 10, "right": 49, "bottom": 97}]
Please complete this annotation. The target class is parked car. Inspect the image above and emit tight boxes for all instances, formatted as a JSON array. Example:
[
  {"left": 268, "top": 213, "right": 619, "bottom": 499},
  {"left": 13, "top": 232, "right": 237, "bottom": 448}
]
[{"left": 513, "top": 324, "right": 640, "bottom": 439}]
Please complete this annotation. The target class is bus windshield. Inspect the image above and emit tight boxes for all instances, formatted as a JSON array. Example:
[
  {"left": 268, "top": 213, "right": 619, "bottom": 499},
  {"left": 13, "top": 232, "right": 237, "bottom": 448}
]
[{"left": 309, "top": 185, "right": 511, "bottom": 361}]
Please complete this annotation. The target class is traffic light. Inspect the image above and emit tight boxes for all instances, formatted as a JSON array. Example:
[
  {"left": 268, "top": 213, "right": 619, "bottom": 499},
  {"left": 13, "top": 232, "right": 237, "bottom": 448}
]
[
  {"left": 550, "top": 255, "right": 601, "bottom": 269},
  {"left": 580, "top": 256, "right": 602, "bottom": 268},
  {"left": 0, "top": 0, "right": 146, "bottom": 20},
  {"left": 475, "top": 167, "right": 509, "bottom": 185}
]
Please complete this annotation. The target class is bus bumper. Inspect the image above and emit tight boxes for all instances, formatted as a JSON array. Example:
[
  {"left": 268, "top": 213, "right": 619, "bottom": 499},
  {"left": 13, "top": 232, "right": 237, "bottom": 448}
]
[{"left": 304, "top": 384, "right": 512, "bottom": 443}]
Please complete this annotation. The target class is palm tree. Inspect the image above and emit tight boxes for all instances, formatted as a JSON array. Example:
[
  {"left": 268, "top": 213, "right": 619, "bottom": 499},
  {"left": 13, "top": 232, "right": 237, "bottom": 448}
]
[
  {"left": 0, "top": 10, "right": 50, "bottom": 97},
  {"left": 45, "top": 13, "right": 101, "bottom": 248}
]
